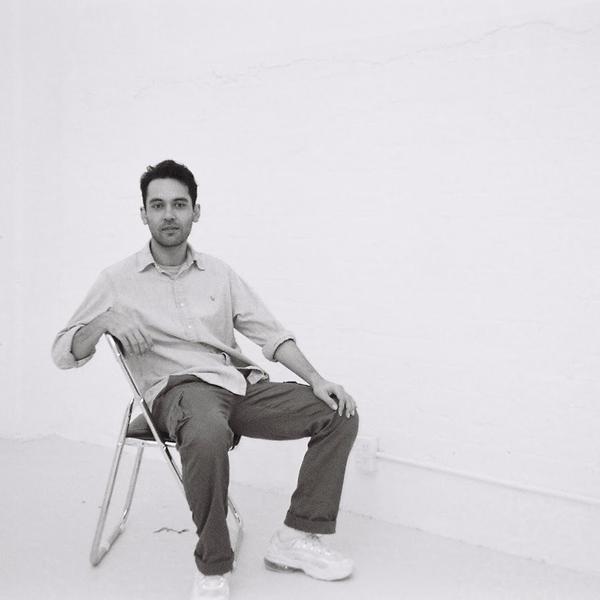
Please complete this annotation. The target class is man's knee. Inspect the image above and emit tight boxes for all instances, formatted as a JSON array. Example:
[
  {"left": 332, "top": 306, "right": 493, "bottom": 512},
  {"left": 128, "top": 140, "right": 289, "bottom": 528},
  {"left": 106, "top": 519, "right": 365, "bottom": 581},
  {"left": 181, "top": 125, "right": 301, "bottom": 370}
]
[
  {"left": 178, "top": 418, "right": 233, "bottom": 456},
  {"left": 341, "top": 409, "right": 359, "bottom": 441},
  {"left": 323, "top": 406, "right": 359, "bottom": 445}
]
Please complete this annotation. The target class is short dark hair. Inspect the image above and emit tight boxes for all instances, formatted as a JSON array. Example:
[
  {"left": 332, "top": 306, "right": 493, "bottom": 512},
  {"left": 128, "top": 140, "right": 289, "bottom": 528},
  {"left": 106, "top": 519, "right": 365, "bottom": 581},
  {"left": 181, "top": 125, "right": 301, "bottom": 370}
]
[{"left": 140, "top": 159, "right": 198, "bottom": 208}]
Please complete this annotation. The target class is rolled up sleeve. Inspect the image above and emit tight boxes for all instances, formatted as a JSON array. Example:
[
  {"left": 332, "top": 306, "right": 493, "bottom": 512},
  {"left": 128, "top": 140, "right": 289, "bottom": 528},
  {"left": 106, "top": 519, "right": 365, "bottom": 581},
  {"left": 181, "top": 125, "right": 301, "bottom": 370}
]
[
  {"left": 228, "top": 267, "right": 295, "bottom": 362},
  {"left": 51, "top": 323, "right": 97, "bottom": 369},
  {"left": 51, "top": 271, "right": 114, "bottom": 369},
  {"left": 261, "top": 330, "right": 296, "bottom": 362}
]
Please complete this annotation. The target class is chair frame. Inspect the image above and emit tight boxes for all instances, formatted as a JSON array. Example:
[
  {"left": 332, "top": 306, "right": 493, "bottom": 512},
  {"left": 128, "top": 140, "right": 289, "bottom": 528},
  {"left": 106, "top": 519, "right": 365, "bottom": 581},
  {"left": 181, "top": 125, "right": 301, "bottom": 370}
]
[{"left": 89, "top": 333, "right": 243, "bottom": 567}]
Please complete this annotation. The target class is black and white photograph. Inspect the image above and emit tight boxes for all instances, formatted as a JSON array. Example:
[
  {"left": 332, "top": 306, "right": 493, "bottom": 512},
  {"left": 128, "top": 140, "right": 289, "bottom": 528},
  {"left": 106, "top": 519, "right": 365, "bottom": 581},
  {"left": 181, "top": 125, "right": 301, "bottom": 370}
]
[{"left": 2, "top": 1, "right": 600, "bottom": 598}]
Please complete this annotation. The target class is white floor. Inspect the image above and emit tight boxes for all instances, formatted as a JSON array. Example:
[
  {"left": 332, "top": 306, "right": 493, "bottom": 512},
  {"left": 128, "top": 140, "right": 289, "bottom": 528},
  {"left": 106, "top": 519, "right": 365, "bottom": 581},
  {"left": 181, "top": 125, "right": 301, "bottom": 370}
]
[{"left": 2, "top": 436, "right": 600, "bottom": 600}]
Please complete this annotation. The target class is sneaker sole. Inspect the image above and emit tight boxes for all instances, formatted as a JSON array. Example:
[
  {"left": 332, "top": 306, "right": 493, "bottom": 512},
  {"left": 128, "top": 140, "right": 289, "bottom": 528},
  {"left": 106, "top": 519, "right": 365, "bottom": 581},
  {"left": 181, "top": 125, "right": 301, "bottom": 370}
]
[{"left": 263, "top": 557, "right": 352, "bottom": 581}]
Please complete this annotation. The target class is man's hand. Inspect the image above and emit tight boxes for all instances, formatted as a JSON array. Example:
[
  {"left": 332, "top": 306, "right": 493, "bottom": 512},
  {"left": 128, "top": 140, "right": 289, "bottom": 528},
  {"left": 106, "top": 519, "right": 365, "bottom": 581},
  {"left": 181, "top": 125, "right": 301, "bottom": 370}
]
[
  {"left": 103, "top": 307, "right": 153, "bottom": 356},
  {"left": 273, "top": 340, "right": 357, "bottom": 418},
  {"left": 310, "top": 375, "right": 357, "bottom": 418}
]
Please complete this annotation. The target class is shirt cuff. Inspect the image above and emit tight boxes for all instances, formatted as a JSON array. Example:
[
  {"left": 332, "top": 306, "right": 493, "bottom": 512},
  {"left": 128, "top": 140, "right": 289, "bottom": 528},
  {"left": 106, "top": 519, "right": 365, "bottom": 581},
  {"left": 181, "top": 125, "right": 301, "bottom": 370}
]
[
  {"left": 262, "top": 332, "right": 296, "bottom": 362},
  {"left": 51, "top": 324, "right": 96, "bottom": 369}
]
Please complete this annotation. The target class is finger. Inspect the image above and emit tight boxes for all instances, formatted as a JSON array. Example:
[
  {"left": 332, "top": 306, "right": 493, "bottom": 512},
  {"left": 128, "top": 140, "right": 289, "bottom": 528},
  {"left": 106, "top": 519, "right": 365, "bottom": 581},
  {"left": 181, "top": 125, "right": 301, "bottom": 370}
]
[
  {"left": 131, "top": 320, "right": 153, "bottom": 350},
  {"left": 345, "top": 394, "right": 356, "bottom": 418},
  {"left": 119, "top": 333, "right": 135, "bottom": 356},
  {"left": 322, "top": 392, "right": 337, "bottom": 411},
  {"left": 342, "top": 395, "right": 354, "bottom": 418},
  {"left": 132, "top": 328, "right": 151, "bottom": 354},
  {"left": 135, "top": 329, "right": 151, "bottom": 354},
  {"left": 124, "top": 329, "right": 144, "bottom": 355},
  {"left": 335, "top": 390, "right": 354, "bottom": 418},
  {"left": 140, "top": 328, "right": 154, "bottom": 350},
  {"left": 127, "top": 332, "right": 143, "bottom": 355},
  {"left": 331, "top": 386, "right": 347, "bottom": 416},
  {"left": 336, "top": 394, "right": 346, "bottom": 416},
  {"left": 124, "top": 331, "right": 140, "bottom": 355}
]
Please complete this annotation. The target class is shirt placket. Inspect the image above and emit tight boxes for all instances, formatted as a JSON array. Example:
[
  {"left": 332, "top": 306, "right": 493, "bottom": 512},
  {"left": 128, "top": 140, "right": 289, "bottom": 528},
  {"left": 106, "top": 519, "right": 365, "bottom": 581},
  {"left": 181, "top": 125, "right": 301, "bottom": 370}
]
[{"left": 172, "top": 273, "right": 196, "bottom": 340}]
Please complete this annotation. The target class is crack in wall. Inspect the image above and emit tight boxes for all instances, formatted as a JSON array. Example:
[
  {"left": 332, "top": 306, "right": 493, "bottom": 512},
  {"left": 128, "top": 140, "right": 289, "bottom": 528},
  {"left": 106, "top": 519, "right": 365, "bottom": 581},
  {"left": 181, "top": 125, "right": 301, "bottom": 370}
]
[
  {"left": 132, "top": 19, "right": 599, "bottom": 100},
  {"left": 250, "top": 20, "right": 597, "bottom": 73}
]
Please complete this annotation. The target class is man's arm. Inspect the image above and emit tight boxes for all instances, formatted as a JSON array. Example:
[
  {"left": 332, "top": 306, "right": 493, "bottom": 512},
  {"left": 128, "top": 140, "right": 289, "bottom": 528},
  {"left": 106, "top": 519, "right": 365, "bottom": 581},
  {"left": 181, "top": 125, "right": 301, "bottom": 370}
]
[
  {"left": 274, "top": 339, "right": 357, "bottom": 418},
  {"left": 225, "top": 264, "right": 356, "bottom": 417},
  {"left": 52, "top": 271, "right": 113, "bottom": 369},
  {"left": 52, "top": 271, "right": 153, "bottom": 369},
  {"left": 70, "top": 312, "right": 110, "bottom": 361}
]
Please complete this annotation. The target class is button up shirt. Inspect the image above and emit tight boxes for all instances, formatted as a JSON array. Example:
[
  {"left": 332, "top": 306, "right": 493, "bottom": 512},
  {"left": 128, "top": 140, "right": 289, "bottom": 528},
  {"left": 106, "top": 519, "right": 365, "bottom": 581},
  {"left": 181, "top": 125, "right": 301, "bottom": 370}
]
[{"left": 52, "top": 242, "right": 295, "bottom": 406}]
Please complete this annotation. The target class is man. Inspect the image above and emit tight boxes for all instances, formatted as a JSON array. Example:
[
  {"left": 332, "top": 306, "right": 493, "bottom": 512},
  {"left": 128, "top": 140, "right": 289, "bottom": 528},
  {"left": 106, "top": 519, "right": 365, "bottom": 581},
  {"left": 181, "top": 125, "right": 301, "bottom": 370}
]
[{"left": 52, "top": 159, "right": 358, "bottom": 600}]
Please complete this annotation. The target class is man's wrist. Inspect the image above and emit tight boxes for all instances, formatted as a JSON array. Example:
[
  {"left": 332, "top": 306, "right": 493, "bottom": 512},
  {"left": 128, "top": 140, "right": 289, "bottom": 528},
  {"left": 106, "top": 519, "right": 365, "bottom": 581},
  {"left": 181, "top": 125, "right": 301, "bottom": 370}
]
[{"left": 306, "top": 372, "right": 325, "bottom": 388}]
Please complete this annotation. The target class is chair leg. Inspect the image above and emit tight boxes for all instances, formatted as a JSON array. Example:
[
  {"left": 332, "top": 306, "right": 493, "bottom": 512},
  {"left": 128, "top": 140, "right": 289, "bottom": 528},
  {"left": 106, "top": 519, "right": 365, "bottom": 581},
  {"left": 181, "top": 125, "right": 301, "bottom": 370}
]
[
  {"left": 90, "top": 406, "right": 144, "bottom": 566},
  {"left": 228, "top": 495, "right": 244, "bottom": 569},
  {"left": 90, "top": 406, "right": 245, "bottom": 569}
]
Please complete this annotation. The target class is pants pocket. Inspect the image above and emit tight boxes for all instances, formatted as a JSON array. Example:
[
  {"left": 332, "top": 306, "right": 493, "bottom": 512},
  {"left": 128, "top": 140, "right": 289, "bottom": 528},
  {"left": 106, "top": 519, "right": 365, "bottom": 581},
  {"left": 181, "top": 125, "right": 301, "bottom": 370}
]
[{"left": 166, "top": 391, "right": 192, "bottom": 447}]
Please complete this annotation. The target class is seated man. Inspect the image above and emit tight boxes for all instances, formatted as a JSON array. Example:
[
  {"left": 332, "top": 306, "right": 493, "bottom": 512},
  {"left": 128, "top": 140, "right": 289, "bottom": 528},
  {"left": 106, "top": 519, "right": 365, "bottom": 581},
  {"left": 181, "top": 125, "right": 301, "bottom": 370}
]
[{"left": 52, "top": 159, "right": 358, "bottom": 600}]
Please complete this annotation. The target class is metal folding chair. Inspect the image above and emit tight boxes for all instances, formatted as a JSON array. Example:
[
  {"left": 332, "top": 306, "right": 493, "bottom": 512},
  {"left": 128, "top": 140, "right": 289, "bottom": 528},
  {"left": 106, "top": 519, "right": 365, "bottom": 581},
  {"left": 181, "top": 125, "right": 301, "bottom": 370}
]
[{"left": 89, "top": 333, "right": 244, "bottom": 567}]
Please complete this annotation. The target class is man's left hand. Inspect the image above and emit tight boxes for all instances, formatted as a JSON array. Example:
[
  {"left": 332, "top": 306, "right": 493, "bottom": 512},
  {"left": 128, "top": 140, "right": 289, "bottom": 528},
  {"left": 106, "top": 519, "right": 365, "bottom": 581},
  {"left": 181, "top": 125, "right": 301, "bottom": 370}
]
[{"left": 310, "top": 377, "right": 357, "bottom": 418}]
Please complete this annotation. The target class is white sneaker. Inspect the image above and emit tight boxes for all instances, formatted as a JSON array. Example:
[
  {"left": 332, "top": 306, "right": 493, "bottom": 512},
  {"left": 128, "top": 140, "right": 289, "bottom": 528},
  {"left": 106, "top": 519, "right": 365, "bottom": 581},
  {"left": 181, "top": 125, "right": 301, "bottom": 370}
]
[
  {"left": 190, "top": 571, "right": 230, "bottom": 599},
  {"left": 264, "top": 530, "right": 354, "bottom": 581}
]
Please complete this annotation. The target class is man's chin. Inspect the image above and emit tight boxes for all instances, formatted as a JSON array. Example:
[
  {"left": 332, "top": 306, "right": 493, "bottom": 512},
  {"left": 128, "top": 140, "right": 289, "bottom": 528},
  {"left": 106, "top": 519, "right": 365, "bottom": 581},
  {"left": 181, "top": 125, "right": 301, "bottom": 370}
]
[{"left": 153, "top": 234, "right": 187, "bottom": 248}]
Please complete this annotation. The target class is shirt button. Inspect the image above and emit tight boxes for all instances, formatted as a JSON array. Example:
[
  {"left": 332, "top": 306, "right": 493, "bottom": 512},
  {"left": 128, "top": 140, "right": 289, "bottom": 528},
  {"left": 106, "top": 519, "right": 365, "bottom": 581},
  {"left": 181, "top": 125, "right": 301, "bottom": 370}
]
[
  {"left": 187, "top": 325, "right": 192, "bottom": 329},
  {"left": 179, "top": 303, "right": 185, "bottom": 307}
]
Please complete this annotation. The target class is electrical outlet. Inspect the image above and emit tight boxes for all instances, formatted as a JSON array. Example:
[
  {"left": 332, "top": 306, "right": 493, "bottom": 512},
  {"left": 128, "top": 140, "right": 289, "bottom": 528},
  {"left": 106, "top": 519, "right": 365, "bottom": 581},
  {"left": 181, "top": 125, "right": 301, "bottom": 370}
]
[{"left": 354, "top": 435, "right": 378, "bottom": 474}]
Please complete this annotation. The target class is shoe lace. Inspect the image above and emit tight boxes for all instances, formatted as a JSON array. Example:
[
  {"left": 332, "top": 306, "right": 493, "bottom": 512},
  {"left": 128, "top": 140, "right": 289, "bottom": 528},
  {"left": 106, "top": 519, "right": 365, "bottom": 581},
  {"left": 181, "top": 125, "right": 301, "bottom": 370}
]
[{"left": 298, "top": 533, "right": 337, "bottom": 557}]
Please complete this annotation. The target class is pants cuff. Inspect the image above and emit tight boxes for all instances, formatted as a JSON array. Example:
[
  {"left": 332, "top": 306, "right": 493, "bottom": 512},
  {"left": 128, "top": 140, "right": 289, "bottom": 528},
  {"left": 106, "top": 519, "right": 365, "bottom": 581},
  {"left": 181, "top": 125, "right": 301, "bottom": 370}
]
[
  {"left": 195, "top": 555, "right": 233, "bottom": 576},
  {"left": 284, "top": 511, "right": 336, "bottom": 534}
]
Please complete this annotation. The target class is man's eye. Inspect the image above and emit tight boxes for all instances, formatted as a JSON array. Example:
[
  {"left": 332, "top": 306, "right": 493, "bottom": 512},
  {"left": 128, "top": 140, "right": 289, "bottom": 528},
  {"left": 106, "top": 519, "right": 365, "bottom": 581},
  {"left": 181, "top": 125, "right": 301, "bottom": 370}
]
[{"left": 175, "top": 202, "right": 186, "bottom": 208}]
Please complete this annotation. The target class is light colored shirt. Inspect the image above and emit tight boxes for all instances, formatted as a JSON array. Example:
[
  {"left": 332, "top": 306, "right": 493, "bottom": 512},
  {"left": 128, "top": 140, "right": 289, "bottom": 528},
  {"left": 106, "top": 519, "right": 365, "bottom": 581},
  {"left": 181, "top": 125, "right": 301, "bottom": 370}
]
[{"left": 52, "top": 242, "right": 295, "bottom": 406}]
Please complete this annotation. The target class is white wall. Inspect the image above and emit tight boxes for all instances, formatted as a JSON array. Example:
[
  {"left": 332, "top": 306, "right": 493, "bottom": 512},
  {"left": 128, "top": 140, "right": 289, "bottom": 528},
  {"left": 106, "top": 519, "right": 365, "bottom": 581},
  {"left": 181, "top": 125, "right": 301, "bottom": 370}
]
[{"left": 3, "top": 0, "right": 600, "bottom": 574}]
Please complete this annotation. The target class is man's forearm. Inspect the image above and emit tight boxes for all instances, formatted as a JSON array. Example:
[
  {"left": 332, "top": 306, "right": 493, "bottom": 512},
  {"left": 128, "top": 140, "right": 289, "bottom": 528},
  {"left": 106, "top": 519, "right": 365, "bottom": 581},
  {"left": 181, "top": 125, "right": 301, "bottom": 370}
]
[
  {"left": 71, "top": 312, "right": 109, "bottom": 361},
  {"left": 273, "top": 339, "right": 325, "bottom": 386},
  {"left": 274, "top": 339, "right": 357, "bottom": 417}
]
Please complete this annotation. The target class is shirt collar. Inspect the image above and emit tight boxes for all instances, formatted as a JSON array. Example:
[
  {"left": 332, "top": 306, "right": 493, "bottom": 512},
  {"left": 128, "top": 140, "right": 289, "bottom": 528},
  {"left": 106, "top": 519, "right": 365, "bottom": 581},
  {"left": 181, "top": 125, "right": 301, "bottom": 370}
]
[{"left": 136, "top": 241, "right": 205, "bottom": 272}]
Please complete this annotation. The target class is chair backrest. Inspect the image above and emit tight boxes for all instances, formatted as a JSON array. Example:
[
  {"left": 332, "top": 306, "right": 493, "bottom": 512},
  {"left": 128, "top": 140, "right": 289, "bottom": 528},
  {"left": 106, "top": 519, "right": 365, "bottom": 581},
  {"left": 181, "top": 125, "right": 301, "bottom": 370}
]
[
  {"left": 105, "top": 333, "right": 143, "bottom": 399},
  {"left": 104, "top": 333, "right": 172, "bottom": 445}
]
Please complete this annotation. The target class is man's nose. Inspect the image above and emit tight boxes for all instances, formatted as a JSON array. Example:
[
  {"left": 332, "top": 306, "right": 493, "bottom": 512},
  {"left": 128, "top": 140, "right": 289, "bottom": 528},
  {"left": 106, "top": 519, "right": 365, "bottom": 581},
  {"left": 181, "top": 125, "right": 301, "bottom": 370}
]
[{"left": 164, "top": 205, "right": 175, "bottom": 220}]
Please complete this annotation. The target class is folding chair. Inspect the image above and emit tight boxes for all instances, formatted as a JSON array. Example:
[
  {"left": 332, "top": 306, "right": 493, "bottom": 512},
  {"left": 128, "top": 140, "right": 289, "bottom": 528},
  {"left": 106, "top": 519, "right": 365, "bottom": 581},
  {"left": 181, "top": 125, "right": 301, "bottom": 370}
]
[{"left": 89, "top": 333, "right": 244, "bottom": 567}]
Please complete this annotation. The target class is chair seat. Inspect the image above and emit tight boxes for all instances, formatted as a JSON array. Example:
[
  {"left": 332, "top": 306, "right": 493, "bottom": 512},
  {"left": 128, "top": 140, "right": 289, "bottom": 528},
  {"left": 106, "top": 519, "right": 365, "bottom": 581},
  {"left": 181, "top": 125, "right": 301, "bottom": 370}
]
[
  {"left": 127, "top": 412, "right": 242, "bottom": 449},
  {"left": 126, "top": 413, "right": 175, "bottom": 442}
]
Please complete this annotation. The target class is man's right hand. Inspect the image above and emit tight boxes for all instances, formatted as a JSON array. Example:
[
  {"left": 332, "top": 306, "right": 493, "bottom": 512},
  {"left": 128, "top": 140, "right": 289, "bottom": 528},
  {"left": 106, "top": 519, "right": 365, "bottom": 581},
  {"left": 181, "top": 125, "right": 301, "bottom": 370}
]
[{"left": 102, "top": 307, "right": 153, "bottom": 356}]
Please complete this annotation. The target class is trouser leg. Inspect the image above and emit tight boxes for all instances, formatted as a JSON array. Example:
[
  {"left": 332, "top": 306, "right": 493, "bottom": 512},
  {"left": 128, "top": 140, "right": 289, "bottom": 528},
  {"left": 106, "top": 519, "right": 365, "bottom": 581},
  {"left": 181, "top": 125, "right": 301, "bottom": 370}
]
[
  {"left": 229, "top": 381, "right": 359, "bottom": 534},
  {"left": 152, "top": 380, "right": 236, "bottom": 575}
]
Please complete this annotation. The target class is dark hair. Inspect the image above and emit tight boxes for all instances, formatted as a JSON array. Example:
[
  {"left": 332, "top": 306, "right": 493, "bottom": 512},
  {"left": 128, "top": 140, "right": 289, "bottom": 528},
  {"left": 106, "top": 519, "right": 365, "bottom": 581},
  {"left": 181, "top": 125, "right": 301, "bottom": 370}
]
[{"left": 140, "top": 159, "right": 198, "bottom": 208}]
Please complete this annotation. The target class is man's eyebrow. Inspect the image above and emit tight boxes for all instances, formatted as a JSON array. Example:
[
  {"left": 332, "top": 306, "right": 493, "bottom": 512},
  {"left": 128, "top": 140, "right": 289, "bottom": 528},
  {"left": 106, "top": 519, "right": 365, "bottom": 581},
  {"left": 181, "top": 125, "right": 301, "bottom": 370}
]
[{"left": 147, "top": 197, "right": 190, "bottom": 203}]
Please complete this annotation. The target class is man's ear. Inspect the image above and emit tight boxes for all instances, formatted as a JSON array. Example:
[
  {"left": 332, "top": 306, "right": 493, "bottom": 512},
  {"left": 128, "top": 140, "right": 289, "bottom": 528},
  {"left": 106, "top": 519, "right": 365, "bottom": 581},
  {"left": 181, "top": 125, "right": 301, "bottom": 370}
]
[
  {"left": 192, "top": 203, "right": 201, "bottom": 223},
  {"left": 140, "top": 206, "right": 148, "bottom": 225}
]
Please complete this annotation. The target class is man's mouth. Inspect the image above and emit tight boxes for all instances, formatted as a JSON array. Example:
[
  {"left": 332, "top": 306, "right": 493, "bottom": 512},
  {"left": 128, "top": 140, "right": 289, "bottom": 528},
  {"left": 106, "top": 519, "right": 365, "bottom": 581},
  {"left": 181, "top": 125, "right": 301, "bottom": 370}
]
[{"left": 161, "top": 226, "right": 179, "bottom": 231}]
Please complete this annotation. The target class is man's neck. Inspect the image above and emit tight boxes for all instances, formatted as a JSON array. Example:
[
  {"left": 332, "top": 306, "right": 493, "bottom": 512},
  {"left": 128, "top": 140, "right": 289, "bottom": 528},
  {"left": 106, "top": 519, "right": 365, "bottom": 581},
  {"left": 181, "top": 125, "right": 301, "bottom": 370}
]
[{"left": 150, "top": 239, "right": 188, "bottom": 266}]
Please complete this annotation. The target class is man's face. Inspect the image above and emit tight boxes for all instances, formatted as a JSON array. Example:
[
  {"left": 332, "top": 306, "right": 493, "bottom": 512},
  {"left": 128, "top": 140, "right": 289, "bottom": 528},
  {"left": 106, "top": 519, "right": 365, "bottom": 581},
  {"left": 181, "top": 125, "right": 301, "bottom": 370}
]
[{"left": 140, "top": 178, "right": 200, "bottom": 247}]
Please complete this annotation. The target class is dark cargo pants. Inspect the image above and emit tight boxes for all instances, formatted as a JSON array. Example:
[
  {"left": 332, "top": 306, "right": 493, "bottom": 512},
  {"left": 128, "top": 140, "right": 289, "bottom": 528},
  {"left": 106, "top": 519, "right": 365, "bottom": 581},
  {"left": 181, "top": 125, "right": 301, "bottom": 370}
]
[{"left": 151, "top": 376, "right": 359, "bottom": 575}]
